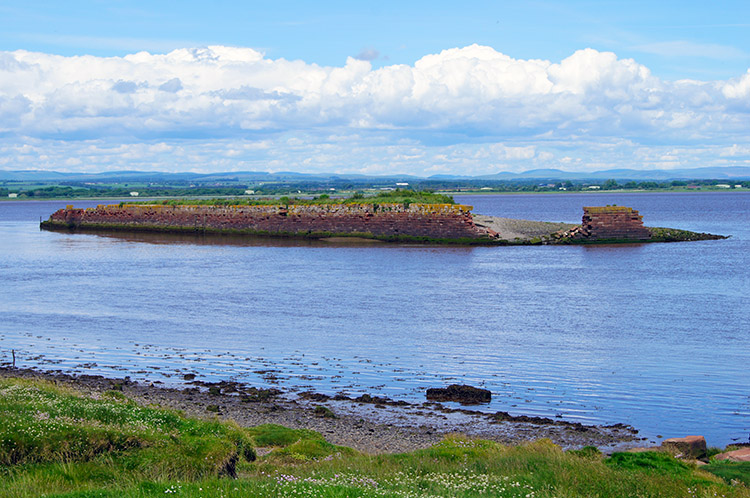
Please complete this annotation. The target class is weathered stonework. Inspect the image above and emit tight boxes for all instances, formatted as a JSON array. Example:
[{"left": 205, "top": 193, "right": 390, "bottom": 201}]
[
  {"left": 551, "top": 206, "right": 652, "bottom": 242},
  {"left": 43, "top": 203, "right": 722, "bottom": 244},
  {"left": 580, "top": 206, "right": 651, "bottom": 240},
  {"left": 43, "top": 202, "right": 493, "bottom": 241}
]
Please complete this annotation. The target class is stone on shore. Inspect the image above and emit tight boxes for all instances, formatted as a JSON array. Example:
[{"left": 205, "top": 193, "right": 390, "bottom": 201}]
[
  {"left": 426, "top": 384, "right": 491, "bottom": 405},
  {"left": 714, "top": 447, "right": 750, "bottom": 462},
  {"left": 661, "top": 435, "right": 707, "bottom": 459}
]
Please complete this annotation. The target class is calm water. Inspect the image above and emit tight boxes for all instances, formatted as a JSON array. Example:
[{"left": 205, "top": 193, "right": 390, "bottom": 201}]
[{"left": 1, "top": 193, "right": 748, "bottom": 446}]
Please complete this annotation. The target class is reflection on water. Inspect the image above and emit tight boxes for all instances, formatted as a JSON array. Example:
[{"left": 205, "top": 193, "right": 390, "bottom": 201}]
[
  {"left": 1, "top": 194, "right": 749, "bottom": 446},
  {"left": 43, "top": 226, "right": 397, "bottom": 248}
]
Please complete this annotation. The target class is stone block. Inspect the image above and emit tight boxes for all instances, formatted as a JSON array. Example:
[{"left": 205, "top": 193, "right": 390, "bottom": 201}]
[
  {"left": 714, "top": 447, "right": 750, "bottom": 462},
  {"left": 661, "top": 435, "right": 707, "bottom": 459},
  {"left": 581, "top": 206, "right": 651, "bottom": 240}
]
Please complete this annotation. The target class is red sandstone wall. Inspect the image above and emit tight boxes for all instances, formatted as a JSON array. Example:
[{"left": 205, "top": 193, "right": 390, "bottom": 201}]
[
  {"left": 581, "top": 206, "right": 651, "bottom": 240},
  {"left": 48, "top": 203, "right": 491, "bottom": 240}
]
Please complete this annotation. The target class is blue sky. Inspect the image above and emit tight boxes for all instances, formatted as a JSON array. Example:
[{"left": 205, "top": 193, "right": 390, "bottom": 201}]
[
  {"left": 1, "top": 1, "right": 749, "bottom": 175},
  {"left": 3, "top": 1, "right": 748, "bottom": 79}
]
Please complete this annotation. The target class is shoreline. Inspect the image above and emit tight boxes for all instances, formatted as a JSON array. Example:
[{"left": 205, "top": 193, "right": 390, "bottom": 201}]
[
  {"left": 451, "top": 189, "right": 750, "bottom": 196},
  {"left": 0, "top": 365, "right": 645, "bottom": 455},
  {"left": 3, "top": 189, "right": 749, "bottom": 203}
]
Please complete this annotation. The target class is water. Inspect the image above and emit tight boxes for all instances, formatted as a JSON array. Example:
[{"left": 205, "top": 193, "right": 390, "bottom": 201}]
[{"left": 1, "top": 193, "right": 748, "bottom": 446}]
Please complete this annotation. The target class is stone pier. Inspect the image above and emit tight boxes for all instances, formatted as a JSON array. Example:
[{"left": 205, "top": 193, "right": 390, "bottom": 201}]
[{"left": 581, "top": 206, "right": 651, "bottom": 240}]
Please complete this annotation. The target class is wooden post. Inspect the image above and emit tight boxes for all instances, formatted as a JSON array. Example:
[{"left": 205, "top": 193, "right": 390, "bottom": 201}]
[{"left": 12, "top": 349, "right": 15, "bottom": 367}]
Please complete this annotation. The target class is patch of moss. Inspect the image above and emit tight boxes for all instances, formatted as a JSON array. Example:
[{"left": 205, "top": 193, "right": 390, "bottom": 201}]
[{"left": 312, "top": 405, "right": 337, "bottom": 418}]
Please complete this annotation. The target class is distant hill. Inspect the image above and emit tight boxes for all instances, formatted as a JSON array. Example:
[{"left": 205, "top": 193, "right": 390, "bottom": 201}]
[
  {"left": 474, "top": 167, "right": 750, "bottom": 181},
  {"left": 2, "top": 166, "right": 750, "bottom": 183}
]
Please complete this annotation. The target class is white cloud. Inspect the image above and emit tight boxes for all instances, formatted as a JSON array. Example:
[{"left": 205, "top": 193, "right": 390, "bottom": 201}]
[
  {"left": 0, "top": 44, "right": 749, "bottom": 175},
  {"left": 722, "top": 70, "right": 750, "bottom": 100},
  {"left": 489, "top": 144, "right": 536, "bottom": 160},
  {"left": 720, "top": 144, "right": 750, "bottom": 157}
]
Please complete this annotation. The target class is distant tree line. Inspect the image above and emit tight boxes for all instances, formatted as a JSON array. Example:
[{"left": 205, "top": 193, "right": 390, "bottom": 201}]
[
  {"left": 1, "top": 185, "right": 249, "bottom": 199},
  {"left": 408, "top": 179, "right": 750, "bottom": 193},
  {"left": 2, "top": 178, "right": 748, "bottom": 199}
]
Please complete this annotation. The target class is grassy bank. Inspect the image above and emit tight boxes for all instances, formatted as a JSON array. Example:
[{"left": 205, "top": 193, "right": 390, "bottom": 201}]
[{"left": 1, "top": 377, "right": 749, "bottom": 497}]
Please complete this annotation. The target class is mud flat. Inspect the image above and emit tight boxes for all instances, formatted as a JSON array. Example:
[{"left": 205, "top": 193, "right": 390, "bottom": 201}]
[{"left": 0, "top": 366, "right": 644, "bottom": 455}]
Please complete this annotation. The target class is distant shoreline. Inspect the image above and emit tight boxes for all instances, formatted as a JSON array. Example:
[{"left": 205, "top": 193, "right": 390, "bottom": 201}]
[
  {"left": 2, "top": 188, "right": 749, "bottom": 203},
  {"left": 450, "top": 188, "right": 750, "bottom": 196}
]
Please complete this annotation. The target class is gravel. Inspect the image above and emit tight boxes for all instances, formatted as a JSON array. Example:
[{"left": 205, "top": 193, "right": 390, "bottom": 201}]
[{"left": 473, "top": 215, "right": 576, "bottom": 241}]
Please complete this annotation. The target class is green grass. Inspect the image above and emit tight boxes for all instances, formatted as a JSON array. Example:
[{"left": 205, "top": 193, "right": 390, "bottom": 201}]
[
  {"left": 131, "top": 189, "right": 456, "bottom": 207},
  {"left": 1, "top": 377, "right": 749, "bottom": 498},
  {"left": 606, "top": 451, "right": 692, "bottom": 475},
  {"left": 245, "top": 424, "right": 326, "bottom": 448},
  {"left": 704, "top": 461, "right": 750, "bottom": 487},
  {"left": 0, "top": 378, "right": 255, "bottom": 496}
]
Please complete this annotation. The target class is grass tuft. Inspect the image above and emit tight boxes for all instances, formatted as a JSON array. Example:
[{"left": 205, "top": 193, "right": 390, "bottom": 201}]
[
  {"left": 568, "top": 445, "right": 603, "bottom": 459},
  {"left": 245, "top": 424, "right": 324, "bottom": 447}
]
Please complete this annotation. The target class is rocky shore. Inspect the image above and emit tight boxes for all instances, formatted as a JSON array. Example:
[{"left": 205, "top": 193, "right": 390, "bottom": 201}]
[{"left": 0, "top": 366, "right": 644, "bottom": 455}]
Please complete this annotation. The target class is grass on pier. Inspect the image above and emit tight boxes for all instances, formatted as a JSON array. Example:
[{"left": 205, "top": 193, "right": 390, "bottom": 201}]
[
  {"left": 1, "top": 377, "right": 749, "bottom": 498},
  {"left": 126, "top": 189, "right": 457, "bottom": 207}
]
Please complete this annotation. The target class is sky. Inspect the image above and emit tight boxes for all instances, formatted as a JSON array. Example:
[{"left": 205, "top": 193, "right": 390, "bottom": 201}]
[{"left": 1, "top": 0, "right": 749, "bottom": 176}]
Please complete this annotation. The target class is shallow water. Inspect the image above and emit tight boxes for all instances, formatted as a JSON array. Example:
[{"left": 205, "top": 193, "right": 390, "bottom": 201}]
[{"left": 1, "top": 192, "right": 748, "bottom": 446}]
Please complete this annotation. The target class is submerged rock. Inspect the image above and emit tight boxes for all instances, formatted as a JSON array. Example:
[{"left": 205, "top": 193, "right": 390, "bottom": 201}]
[{"left": 426, "top": 384, "right": 491, "bottom": 405}]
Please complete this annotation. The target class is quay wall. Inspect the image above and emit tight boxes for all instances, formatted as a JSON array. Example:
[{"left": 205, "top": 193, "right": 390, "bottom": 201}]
[{"left": 45, "top": 203, "right": 491, "bottom": 240}]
